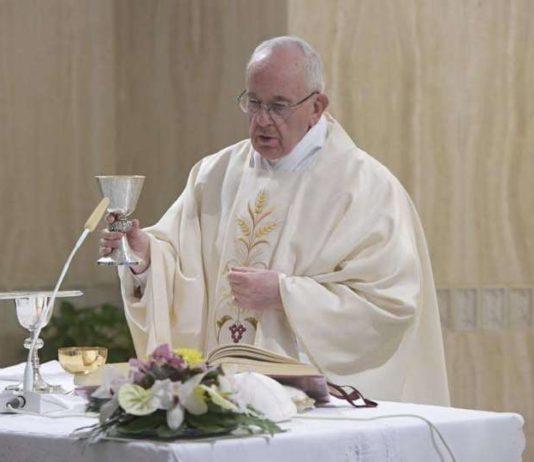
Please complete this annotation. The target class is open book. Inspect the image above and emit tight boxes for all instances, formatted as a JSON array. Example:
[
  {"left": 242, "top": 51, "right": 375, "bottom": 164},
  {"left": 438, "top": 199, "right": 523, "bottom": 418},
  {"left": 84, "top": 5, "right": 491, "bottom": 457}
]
[{"left": 207, "top": 344, "right": 330, "bottom": 403}]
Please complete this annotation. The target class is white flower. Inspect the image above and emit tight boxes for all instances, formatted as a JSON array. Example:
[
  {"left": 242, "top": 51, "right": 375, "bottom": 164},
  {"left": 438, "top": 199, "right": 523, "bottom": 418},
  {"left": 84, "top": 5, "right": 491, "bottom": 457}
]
[
  {"left": 166, "top": 404, "right": 185, "bottom": 430},
  {"left": 177, "top": 372, "right": 208, "bottom": 415},
  {"left": 217, "top": 374, "right": 236, "bottom": 395},
  {"left": 150, "top": 379, "right": 178, "bottom": 410},
  {"left": 91, "top": 365, "right": 128, "bottom": 399},
  {"left": 117, "top": 383, "right": 158, "bottom": 416},
  {"left": 232, "top": 372, "right": 297, "bottom": 422}
]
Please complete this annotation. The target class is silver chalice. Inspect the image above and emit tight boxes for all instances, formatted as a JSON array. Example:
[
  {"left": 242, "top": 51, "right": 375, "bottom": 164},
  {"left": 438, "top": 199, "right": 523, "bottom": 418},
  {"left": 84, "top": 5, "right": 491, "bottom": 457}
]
[
  {"left": 96, "top": 175, "right": 145, "bottom": 266},
  {"left": 0, "top": 290, "right": 83, "bottom": 393}
]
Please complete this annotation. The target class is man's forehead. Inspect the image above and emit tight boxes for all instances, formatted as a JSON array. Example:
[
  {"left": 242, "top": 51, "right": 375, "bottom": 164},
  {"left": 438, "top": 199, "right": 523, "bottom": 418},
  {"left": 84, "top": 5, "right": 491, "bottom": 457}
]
[{"left": 246, "top": 55, "right": 307, "bottom": 99}]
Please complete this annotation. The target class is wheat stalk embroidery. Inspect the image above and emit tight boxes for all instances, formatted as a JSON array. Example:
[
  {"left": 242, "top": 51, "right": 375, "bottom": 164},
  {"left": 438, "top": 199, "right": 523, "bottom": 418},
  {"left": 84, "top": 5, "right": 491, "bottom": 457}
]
[
  {"left": 215, "top": 190, "right": 278, "bottom": 343},
  {"left": 236, "top": 190, "right": 278, "bottom": 264}
]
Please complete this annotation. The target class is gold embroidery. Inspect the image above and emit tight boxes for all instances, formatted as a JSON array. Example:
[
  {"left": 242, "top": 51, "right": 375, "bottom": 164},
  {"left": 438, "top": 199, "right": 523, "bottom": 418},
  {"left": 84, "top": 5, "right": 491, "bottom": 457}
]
[
  {"left": 215, "top": 190, "right": 278, "bottom": 343},
  {"left": 234, "top": 190, "right": 278, "bottom": 267}
]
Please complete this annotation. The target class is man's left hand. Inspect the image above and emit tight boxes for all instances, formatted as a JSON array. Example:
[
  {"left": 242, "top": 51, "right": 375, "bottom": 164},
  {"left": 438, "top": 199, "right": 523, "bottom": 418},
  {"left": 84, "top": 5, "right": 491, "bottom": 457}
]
[{"left": 227, "top": 267, "right": 283, "bottom": 312}]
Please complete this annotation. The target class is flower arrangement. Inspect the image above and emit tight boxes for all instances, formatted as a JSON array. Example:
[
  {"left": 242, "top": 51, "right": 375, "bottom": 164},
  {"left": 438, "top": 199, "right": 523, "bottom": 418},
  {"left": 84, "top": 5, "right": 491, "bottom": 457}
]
[{"left": 79, "top": 344, "right": 281, "bottom": 442}]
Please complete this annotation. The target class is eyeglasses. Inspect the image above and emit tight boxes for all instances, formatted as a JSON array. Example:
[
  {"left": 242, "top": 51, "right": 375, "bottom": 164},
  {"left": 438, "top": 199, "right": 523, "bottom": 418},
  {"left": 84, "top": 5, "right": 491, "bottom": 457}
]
[{"left": 237, "top": 90, "right": 319, "bottom": 120}]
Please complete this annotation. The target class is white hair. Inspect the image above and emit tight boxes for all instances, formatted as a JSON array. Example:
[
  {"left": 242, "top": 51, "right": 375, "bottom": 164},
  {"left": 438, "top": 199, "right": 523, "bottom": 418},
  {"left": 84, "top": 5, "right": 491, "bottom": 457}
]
[{"left": 247, "top": 36, "right": 325, "bottom": 93}]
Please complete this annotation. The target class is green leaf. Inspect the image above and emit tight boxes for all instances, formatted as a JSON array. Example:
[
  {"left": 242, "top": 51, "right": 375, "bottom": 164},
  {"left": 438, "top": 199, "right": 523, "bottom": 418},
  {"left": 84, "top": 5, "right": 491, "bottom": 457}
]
[
  {"left": 186, "top": 412, "right": 239, "bottom": 432},
  {"left": 155, "top": 424, "right": 190, "bottom": 439},
  {"left": 233, "top": 413, "right": 283, "bottom": 436},
  {"left": 117, "top": 411, "right": 166, "bottom": 435}
]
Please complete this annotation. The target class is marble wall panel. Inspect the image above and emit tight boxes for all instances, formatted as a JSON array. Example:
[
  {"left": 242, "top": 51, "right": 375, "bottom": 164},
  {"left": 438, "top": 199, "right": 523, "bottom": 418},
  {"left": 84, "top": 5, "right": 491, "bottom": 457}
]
[
  {"left": 288, "top": 2, "right": 533, "bottom": 457},
  {"left": 444, "top": 330, "right": 534, "bottom": 459},
  {"left": 113, "top": 0, "right": 288, "bottom": 226},
  {"left": 0, "top": 0, "right": 287, "bottom": 366},
  {"left": 288, "top": 0, "right": 534, "bottom": 288},
  {"left": 0, "top": 0, "right": 118, "bottom": 365},
  {"left": 0, "top": 0, "right": 117, "bottom": 292},
  {"left": 509, "top": 288, "right": 532, "bottom": 328}
]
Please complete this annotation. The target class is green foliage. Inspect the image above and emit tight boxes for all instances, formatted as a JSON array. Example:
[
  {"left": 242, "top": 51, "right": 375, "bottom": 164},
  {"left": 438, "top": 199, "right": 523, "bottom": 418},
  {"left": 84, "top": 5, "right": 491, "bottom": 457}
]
[
  {"left": 40, "top": 301, "right": 135, "bottom": 363},
  {"left": 83, "top": 408, "right": 282, "bottom": 442}
]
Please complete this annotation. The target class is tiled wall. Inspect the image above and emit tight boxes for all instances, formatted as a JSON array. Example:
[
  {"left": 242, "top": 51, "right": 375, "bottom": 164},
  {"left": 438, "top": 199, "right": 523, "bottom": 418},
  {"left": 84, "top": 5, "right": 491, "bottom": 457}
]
[{"left": 437, "top": 288, "right": 532, "bottom": 331}]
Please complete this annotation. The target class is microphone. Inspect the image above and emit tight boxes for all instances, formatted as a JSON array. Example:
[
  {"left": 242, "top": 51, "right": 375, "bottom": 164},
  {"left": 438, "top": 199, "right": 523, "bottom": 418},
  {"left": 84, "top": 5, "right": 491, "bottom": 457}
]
[
  {"left": 84, "top": 197, "right": 110, "bottom": 232},
  {"left": 23, "top": 198, "right": 110, "bottom": 394}
]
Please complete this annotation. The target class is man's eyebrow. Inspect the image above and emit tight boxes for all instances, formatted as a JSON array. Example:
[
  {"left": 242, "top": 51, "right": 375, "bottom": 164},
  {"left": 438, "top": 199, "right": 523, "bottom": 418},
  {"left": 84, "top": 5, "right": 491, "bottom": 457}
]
[
  {"left": 246, "top": 92, "right": 291, "bottom": 102},
  {"left": 271, "top": 95, "right": 291, "bottom": 102}
]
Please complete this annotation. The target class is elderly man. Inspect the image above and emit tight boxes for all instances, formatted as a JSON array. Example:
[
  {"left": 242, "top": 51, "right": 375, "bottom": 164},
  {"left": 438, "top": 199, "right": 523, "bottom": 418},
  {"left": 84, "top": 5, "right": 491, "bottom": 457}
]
[{"left": 101, "top": 36, "right": 449, "bottom": 405}]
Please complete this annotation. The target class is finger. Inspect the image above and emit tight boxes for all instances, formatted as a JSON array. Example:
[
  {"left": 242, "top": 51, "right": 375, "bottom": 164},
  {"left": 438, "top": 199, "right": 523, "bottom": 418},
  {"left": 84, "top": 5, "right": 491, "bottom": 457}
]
[
  {"left": 129, "top": 218, "right": 141, "bottom": 235},
  {"left": 229, "top": 285, "right": 246, "bottom": 297},
  {"left": 231, "top": 266, "right": 259, "bottom": 273},
  {"left": 99, "top": 246, "right": 112, "bottom": 256},
  {"left": 227, "top": 274, "right": 243, "bottom": 286},
  {"left": 101, "top": 230, "right": 124, "bottom": 241},
  {"left": 228, "top": 278, "right": 245, "bottom": 291},
  {"left": 100, "top": 238, "right": 121, "bottom": 249},
  {"left": 227, "top": 271, "right": 248, "bottom": 284}
]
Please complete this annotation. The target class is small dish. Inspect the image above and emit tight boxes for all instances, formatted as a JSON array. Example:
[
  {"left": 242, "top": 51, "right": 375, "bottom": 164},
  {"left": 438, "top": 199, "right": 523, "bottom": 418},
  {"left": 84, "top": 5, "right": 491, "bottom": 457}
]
[{"left": 58, "top": 346, "right": 108, "bottom": 375}]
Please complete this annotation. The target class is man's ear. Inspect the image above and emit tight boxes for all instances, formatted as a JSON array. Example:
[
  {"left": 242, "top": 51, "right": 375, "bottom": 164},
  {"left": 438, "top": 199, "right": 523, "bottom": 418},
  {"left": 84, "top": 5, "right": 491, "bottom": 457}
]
[{"left": 310, "top": 93, "right": 329, "bottom": 125}]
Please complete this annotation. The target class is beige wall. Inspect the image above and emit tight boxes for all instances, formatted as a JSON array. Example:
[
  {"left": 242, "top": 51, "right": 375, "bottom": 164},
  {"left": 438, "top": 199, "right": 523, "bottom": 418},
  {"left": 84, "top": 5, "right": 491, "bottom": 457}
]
[
  {"left": 288, "top": 0, "right": 533, "bottom": 457},
  {"left": 289, "top": 0, "right": 534, "bottom": 288},
  {"left": 113, "top": 0, "right": 287, "bottom": 226},
  {"left": 0, "top": 0, "right": 287, "bottom": 365},
  {"left": 0, "top": 0, "right": 118, "bottom": 365}
]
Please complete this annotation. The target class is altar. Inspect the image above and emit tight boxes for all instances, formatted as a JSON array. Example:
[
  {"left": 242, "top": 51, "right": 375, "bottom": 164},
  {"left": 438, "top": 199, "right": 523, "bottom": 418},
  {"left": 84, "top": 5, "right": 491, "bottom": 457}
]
[{"left": 0, "top": 363, "right": 525, "bottom": 462}]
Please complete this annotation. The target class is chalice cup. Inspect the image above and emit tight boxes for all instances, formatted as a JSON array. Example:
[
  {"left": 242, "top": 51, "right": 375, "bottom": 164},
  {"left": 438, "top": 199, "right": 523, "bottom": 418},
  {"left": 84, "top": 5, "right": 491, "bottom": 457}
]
[
  {"left": 0, "top": 290, "right": 83, "bottom": 393},
  {"left": 96, "top": 175, "right": 145, "bottom": 266}
]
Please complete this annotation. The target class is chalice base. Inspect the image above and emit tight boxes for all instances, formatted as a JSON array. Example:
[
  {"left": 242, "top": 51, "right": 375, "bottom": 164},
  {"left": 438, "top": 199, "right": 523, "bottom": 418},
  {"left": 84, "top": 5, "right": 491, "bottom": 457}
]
[
  {"left": 97, "top": 236, "right": 143, "bottom": 266},
  {"left": 5, "top": 372, "right": 65, "bottom": 394}
]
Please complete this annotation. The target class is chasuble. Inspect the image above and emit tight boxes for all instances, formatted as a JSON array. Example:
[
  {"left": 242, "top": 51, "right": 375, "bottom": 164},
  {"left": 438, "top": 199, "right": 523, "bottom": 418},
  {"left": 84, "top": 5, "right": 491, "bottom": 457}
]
[{"left": 118, "top": 114, "right": 450, "bottom": 406}]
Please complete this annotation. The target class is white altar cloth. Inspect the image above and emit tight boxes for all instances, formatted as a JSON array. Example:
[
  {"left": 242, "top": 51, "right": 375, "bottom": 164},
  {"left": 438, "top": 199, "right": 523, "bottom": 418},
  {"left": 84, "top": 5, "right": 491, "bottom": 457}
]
[{"left": 0, "top": 364, "right": 525, "bottom": 461}]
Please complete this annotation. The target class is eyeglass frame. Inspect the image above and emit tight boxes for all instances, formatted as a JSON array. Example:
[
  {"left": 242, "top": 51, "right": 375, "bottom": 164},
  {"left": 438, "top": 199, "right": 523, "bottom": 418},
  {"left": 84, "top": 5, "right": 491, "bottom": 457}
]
[{"left": 237, "top": 90, "right": 319, "bottom": 120}]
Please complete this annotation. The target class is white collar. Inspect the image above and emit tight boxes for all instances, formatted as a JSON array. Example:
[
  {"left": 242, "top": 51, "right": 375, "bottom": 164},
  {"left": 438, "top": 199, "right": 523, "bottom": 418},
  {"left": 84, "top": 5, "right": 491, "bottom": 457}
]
[{"left": 251, "top": 115, "right": 327, "bottom": 171}]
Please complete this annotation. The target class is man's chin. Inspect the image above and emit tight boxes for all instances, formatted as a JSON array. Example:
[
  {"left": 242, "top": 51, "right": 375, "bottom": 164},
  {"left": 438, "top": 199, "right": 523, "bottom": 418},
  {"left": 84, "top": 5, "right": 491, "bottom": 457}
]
[
  {"left": 252, "top": 144, "right": 286, "bottom": 161},
  {"left": 256, "top": 150, "right": 286, "bottom": 161}
]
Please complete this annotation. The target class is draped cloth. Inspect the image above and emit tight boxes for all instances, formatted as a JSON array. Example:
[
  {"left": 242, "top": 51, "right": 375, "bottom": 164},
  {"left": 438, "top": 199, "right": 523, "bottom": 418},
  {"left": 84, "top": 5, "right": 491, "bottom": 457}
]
[{"left": 118, "top": 114, "right": 450, "bottom": 405}]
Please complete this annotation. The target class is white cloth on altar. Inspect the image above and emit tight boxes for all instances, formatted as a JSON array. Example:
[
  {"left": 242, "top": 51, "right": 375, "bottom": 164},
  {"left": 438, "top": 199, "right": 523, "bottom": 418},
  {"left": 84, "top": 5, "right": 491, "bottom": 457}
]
[
  {"left": 0, "top": 360, "right": 74, "bottom": 390},
  {"left": 118, "top": 114, "right": 449, "bottom": 406},
  {"left": 0, "top": 361, "right": 87, "bottom": 414},
  {"left": 0, "top": 397, "right": 524, "bottom": 462}
]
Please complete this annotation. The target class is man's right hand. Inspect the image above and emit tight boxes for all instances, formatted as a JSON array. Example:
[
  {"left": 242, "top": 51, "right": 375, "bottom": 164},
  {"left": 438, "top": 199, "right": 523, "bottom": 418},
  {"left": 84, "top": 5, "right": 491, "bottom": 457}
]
[{"left": 99, "top": 214, "right": 151, "bottom": 274}]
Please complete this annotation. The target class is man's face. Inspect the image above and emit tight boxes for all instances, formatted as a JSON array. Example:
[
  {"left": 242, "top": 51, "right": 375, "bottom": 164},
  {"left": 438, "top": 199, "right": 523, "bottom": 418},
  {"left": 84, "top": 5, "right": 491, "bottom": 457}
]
[{"left": 246, "top": 50, "right": 320, "bottom": 161}]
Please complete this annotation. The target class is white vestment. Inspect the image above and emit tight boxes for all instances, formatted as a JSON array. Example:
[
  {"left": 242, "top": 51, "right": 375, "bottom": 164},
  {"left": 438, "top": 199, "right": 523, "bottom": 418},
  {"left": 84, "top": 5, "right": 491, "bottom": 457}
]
[{"left": 119, "top": 114, "right": 450, "bottom": 406}]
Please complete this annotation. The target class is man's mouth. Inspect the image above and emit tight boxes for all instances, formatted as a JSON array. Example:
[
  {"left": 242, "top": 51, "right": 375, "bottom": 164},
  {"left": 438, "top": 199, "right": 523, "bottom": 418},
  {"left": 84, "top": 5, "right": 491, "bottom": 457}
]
[{"left": 257, "top": 134, "right": 278, "bottom": 144}]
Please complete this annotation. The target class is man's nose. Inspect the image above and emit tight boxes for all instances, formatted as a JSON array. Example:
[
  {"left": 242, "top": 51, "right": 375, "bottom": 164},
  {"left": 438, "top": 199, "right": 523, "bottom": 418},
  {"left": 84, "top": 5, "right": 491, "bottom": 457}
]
[{"left": 254, "top": 106, "right": 273, "bottom": 126}]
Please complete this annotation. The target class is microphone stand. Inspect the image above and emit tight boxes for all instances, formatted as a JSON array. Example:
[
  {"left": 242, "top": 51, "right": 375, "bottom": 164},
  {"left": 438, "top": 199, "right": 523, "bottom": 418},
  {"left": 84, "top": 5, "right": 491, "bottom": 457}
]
[{"left": 1, "top": 198, "right": 109, "bottom": 414}]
